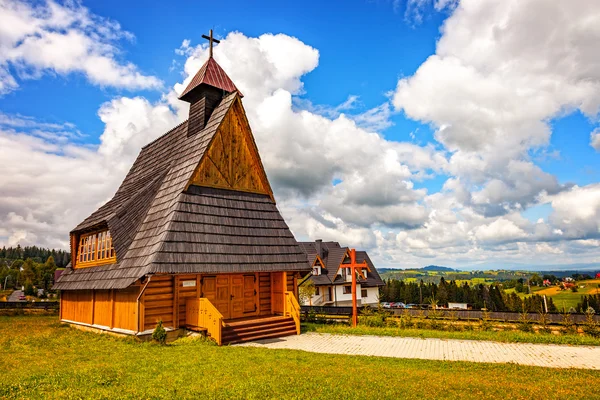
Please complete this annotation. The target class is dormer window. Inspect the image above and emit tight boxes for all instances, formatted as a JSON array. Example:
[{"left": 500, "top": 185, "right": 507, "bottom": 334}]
[
  {"left": 77, "top": 230, "right": 116, "bottom": 267},
  {"left": 312, "top": 267, "right": 319, "bottom": 275}
]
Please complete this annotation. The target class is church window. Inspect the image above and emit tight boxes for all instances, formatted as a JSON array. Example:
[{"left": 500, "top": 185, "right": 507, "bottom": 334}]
[{"left": 77, "top": 230, "right": 116, "bottom": 267}]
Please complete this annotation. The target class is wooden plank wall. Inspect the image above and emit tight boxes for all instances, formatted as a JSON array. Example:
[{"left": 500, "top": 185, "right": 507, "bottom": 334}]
[
  {"left": 61, "top": 291, "right": 93, "bottom": 325},
  {"left": 258, "top": 272, "right": 271, "bottom": 315},
  {"left": 61, "top": 287, "right": 139, "bottom": 331},
  {"left": 142, "top": 275, "right": 175, "bottom": 331},
  {"left": 114, "top": 287, "right": 138, "bottom": 331},
  {"left": 93, "top": 290, "right": 112, "bottom": 327}
]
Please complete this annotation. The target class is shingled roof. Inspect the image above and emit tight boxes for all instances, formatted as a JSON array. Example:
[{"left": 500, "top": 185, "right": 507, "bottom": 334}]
[
  {"left": 299, "top": 241, "right": 384, "bottom": 288},
  {"left": 179, "top": 57, "right": 242, "bottom": 101},
  {"left": 56, "top": 58, "right": 308, "bottom": 290}
]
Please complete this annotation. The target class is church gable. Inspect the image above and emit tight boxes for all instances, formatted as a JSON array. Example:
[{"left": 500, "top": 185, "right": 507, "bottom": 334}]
[{"left": 188, "top": 98, "right": 273, "bottom": 199}]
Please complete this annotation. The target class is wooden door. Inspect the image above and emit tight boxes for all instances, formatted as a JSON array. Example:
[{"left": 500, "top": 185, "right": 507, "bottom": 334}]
[
  {"left": 243, "top": 275, "right": 256, "bottom": 313},
  {"left": 214, "top": 275, "right": 231, "bottom": 319},
  {"left": 230, "top": 275, "right": 245, "bottom": 319}
]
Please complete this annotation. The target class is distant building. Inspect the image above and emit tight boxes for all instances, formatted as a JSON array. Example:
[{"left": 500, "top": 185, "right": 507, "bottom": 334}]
[
  {"left": 448, "top": 302, "right": 468, "bottom": 310},
  {"left": 299, "top": 240, "right": 384, "bottom": 307}
]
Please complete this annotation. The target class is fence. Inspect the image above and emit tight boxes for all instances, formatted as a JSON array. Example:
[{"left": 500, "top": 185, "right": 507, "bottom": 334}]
[
  {"left": 0, "top": 301, "right": 59, "bottom": 310},
  {"left": 300, "top": 306, "right": 600, "bottom": 324}
]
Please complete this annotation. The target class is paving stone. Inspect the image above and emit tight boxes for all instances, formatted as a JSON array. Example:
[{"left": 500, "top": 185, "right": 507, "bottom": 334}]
[{"left": 238, "top": 333, "right": 600, "bottom": 370}]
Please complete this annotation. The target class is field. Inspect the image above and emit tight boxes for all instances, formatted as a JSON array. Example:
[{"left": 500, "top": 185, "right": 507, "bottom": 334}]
[
  {"left": 1, "top": 316, "right": 600, "bottom": 399},
  {"left": 513, "top": 279, "right": 600, "bottom": 311}
]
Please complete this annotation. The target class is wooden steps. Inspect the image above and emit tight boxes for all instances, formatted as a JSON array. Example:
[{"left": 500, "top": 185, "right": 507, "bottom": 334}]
[{"left": 221, "top": 317, "right": 297, "bottom": 345}]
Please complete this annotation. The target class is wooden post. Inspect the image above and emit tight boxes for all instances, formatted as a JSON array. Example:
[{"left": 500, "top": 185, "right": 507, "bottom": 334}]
[
  {"left": 351, "top": 259, "right": 357, "bottom": 328},
  {"left": 347, "top": 249, "right": 369, "bottom": 328},
  {"left": 282, "top": 271, "right": 287, "bottom": 316}
]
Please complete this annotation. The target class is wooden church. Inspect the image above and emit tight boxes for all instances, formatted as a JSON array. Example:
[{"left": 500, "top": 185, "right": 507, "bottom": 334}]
[{"left": 55, "top": 32, "right": 309, "bottom": 345}]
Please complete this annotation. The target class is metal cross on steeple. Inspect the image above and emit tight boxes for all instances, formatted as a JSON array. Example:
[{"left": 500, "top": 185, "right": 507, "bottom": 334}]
[{"left": 202, "top": 29, "right": 220, "bottom": 58}]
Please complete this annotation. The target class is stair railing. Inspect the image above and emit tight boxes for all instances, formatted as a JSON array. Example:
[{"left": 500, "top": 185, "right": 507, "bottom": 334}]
[
  {"left": 186, "top": 298, "right": 224, "bottom": 345},
  {"left": 284, "top": 291, "right": 301, "bottom": 335}
]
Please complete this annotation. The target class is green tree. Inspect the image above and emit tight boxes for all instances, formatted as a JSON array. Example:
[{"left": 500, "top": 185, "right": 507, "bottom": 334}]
[
  {"left": 38, "top": 256, "right": 57, "bottom": 290},
  {"left": 20, "top": 258, "right": 37, "bottom": 287},
  {"left": 299, "top": 279, "right": 316, "bottom": 305}
]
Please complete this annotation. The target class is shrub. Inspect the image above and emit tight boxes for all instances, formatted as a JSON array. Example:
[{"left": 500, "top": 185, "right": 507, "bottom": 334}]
[
  {"left": 152, "top": 320, "right": 167, "bottom": 345},
  {"left": 414, "top": 309, "right": 427, "bottom": 329},
  {"left": 480, "top": 307, "right": 492, "bottom": 331},
  {"left": 517, "top": 307, "right": 533, "bottom": 333},
  {"left": 582, "top": 307, "right": 599, "bottom": 338},
  {"left": 560, "top": 310, "right": 576, "bottom": 334},
  {"left": 399, "top": 309, "right": 414, "bottom": 329},
  {"left": 537, "top": 311, "right": 551, "bottom": 334},
  {"left": 358, "top": 306, "right": 388, "bottom": 327},
  {"left": 24, "top": 281, "right": 35, "bottom": 297},
  {"left": 448, "top": 310, "right": 461, "bottom": 332}
]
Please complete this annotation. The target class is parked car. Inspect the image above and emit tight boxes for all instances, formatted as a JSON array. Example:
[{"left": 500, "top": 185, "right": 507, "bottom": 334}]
[
  {"left": 381, "top": 302, "right": 391, "bottom": 309},
  {"left": 18, "top": 295, "right": 26, "bottom": 301},
  {"left": 394, "top": 302, "right": 406, "bottom": 309}
]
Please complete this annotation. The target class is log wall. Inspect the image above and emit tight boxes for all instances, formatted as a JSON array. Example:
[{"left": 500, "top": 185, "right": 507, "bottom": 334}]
[
  {"left": 142, "top": 275, "right": 175, "bottom": 331},
  {"left": 258, "top": 272, "right": 271, "bottom": 315}
]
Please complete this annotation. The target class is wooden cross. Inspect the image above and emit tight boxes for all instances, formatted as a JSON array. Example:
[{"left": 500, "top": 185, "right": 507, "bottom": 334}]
[
  {"left": 346, "top": 248, "right": 370, "bottom": 328},
  {"left": 202, "top": 29, "right": 220, "bottom": 58}
]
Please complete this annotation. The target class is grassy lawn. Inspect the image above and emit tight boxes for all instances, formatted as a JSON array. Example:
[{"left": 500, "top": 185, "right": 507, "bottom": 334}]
[
  {"left": 1, "top": 316, "right": 599, "bottom": 399},
  {"left": 305, "top": 323, "right": 600, "bottom": 346}
]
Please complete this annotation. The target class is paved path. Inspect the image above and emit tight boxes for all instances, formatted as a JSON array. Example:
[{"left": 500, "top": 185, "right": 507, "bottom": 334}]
[
  {"left": 239, "top": 333, "right": 600, "bottom": 370},
  {"left": 7, "top": 290, "right": 24, "bottom": 302}
]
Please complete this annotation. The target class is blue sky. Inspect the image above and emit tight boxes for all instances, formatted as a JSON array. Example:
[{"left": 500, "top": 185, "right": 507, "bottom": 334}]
[{"left": 1, "top": 0, "right": 599, "bottom": 270}]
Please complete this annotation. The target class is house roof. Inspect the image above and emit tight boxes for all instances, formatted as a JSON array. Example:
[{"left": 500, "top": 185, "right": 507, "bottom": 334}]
[
  {"left": 299, "top": 241, "right": 384, "bottom": 288},
  {"left": 56, "top": 75, "right": 308, "bottom": 290},
  {"left": 179, "top": 56, "right": 242, "bottom": 101}
]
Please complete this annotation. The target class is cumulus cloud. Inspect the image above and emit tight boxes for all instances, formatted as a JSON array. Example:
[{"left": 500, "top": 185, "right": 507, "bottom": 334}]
[
  {"left": 0, "top": 0, "right": 161, "bottom": 94},
  {"left": 2, "top": 6, "right": 600, "bottom": 270},
  {"left": 591, "top": 128, "right": 600, "bottom": 151}
]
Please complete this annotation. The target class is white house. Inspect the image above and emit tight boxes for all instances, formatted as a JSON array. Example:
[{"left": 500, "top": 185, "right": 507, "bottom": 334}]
[{"left": 299, "top": 240, "right": 384, "bottom": 307}]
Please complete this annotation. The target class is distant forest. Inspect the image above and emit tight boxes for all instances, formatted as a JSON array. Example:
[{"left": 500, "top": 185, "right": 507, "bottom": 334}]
[
  {"left": 0, "top": 245, "right": 71, "bottom": 292},
  {"left": 380, "top": 278, "right": 558, "bottom": 313},
  {"left": 0, "top": 245, "right": 70, "bottom": 268}
]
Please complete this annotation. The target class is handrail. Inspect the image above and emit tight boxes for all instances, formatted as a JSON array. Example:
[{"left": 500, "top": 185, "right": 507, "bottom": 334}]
[
  {"left": 285, "top": 291, "right": 301, "bottom": 335},
  {"left": 186, "top": 298, "right": 224, "bottom": 345}
]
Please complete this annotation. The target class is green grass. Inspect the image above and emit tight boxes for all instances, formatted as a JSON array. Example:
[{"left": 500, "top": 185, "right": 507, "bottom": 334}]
[
  {"left": 304, "top": 323, "right": 600, "bottom": 346},
  {"left": 1, "top": 316, "right": 600, "bottom": 399}
]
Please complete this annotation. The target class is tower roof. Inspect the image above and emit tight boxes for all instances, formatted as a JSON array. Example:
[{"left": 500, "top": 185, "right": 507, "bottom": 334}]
[{"left": 179, "top": 57, "right": 243, "bottom": 101}]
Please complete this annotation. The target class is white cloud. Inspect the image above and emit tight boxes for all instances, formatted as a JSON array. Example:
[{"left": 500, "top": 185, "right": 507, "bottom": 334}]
[
  {"left": 2, "top": 11, "right": 600, "bottom": 270},
  {"left": 592, "top": 128, "right": 600, "bottom": 151},
  {"left": 0, "top": 0, "right": 161, "bottom": 94},
  {"left": 548, "top": 184, "right": 600, "bottom": 239},
  {"left": 474, "top": 218, "right": 527, "bottom": 244}
]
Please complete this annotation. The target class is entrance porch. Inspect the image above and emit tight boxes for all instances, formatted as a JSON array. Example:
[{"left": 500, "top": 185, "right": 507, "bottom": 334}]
[{"left": 182, "top": 271, "right": 301, "bottom": 345}]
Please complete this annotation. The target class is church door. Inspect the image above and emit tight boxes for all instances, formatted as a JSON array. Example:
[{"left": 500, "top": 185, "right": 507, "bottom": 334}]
[
  {"left": 230, "top": 275, "right": 245, "bottom": 319},
  {"left": 203, "top": 274, "right": 257, "bottom": 320}
]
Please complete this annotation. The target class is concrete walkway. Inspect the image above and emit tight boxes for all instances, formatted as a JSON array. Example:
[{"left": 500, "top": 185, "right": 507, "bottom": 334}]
[{"left": 238, "top": 333, "right": 600, "bottom": 370}]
